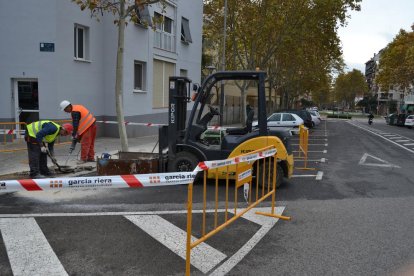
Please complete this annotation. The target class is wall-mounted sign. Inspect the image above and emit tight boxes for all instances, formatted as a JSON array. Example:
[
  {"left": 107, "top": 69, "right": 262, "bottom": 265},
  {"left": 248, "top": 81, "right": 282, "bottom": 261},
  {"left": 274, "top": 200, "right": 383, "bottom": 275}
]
[{"left": 40, "top": 43, "right": 55, "bottom": 52}]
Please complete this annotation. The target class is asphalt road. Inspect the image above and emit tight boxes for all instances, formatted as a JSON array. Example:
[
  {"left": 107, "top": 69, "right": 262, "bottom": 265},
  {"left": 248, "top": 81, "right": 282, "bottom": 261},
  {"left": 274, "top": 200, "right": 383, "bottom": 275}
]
[{"left": 1, "top": 118, "right": 414, "bottom": 275}]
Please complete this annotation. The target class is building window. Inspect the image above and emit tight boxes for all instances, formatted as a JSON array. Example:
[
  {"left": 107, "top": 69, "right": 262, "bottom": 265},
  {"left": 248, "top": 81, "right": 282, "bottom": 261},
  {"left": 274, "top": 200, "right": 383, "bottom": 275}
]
[
  {"left": 154, "top": 12, "right": 175, "bottom": 52},
  {"left": 181, "top": 17, "right": 192, "bottom": 44},
  {"left": 134, "top": 61, "right": 146, "bottom": 92},
  {"left": 180, "top": 69, "right": 188, "bottom": 77},
  {"left": 135, "top": 5, "right": 152, "bottom": 27},
  {"left": 74, "top": 24, "right": 89, "bottom": 60}
]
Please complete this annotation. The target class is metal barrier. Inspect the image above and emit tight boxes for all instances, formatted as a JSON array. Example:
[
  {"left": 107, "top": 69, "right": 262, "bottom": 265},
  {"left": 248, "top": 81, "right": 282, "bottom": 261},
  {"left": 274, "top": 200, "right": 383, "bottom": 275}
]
[
  {"left": 0, "top": 120, "right": 72, "bottom": 152},
  {"left": 296, "top": 125, "right": 315, "bottom": 170},
  {"left": 185, "top": 146, "right": 291, "bottom": 275}
]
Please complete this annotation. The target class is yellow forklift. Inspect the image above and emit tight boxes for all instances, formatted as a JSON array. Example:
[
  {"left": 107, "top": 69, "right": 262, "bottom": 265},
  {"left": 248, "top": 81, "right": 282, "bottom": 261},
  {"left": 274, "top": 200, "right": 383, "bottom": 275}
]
[{"left": 159, "top": 71, "right": 294, "bottom": 187}]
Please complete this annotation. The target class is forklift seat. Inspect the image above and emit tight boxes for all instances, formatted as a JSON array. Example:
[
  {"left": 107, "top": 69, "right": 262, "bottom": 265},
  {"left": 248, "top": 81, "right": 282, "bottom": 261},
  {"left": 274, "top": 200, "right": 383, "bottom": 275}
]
[{"left": 225, "top": 110, "right": 254, "bottom": 135}]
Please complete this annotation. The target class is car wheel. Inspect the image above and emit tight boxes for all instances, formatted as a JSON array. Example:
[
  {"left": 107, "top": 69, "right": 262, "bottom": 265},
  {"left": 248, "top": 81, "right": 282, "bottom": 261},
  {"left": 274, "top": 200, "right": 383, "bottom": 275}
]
[{"left": 254, "top": 160, "right": 283, "bottom": 188}]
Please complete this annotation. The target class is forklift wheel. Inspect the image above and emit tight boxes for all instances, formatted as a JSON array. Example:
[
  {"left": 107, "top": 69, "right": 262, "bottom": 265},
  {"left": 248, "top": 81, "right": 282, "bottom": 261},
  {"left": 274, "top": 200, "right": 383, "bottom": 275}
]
[
  {"left": 168, "top": 151, "right": 199, "bottom": 172},
  {"left": 255, "top": 161, "right": 283, "bottom": 188}
]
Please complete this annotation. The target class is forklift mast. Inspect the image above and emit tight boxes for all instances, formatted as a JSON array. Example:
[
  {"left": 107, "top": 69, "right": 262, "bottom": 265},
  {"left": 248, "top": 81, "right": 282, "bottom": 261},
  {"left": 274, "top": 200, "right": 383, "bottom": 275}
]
[{"left": 158, "top": 76, "right": 192, "bottom": 165}]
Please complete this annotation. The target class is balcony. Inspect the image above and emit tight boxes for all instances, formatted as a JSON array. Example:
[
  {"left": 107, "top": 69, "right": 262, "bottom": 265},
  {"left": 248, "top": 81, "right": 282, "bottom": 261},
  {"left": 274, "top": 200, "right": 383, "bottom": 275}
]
[{"left": 154, "top": 30, "right": 176, "bottom": 52}]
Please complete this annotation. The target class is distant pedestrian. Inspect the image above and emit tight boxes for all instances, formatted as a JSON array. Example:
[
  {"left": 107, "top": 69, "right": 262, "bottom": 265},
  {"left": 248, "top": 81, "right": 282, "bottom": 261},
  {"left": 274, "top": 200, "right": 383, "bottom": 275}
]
[
  {"left": 25, "top": 121, "right": 72, "bottom": 178},
  {"left": 60, "top": 100, "right": 97, "bottom": 164}
]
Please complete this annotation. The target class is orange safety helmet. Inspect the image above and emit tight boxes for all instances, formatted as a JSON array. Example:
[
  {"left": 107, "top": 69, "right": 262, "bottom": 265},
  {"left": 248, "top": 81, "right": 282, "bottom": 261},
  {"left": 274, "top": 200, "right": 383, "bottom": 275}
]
[{"left": 62, "top": 123, "right": 74, "bottom": 134}]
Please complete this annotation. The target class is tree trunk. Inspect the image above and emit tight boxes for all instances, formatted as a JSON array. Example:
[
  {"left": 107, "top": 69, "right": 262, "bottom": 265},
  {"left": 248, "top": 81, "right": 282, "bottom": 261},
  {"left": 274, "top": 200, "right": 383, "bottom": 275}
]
[{"left": 115, "top": 0, "right": 129, "bottom": 151}]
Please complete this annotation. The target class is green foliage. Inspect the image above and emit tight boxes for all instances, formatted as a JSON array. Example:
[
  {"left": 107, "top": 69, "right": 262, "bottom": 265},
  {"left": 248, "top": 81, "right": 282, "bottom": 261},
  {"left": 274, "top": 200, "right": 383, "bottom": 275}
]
[
  {"left": 377, "top": 28, "right": 414, "bottom": 89},
  {"left": 334, "top": 69, "right": 368, "bottom": 108},
  {"left": 203, "top": 0, "right": 362, "bottom": 109}
]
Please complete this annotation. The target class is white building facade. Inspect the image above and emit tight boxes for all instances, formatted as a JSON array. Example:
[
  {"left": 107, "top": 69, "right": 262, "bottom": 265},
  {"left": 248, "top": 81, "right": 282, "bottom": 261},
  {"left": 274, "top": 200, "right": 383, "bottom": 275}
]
[{"left": 0, "top": 0, "right": 203, "bottom": 137}]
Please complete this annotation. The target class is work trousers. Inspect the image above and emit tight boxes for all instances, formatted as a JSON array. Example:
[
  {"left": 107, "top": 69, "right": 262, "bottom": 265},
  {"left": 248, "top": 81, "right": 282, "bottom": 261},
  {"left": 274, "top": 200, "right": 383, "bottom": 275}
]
[
  {"left": 80, "top": 123, "right": 97, "bottom": 161},
  {"left": 26, "top": 142, "right": 50, "bottom": 177}
]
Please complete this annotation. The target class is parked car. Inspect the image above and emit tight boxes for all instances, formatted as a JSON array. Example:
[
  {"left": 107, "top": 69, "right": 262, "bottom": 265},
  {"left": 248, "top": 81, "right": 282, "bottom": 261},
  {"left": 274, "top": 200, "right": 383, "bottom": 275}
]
[
  {"left": 396, "top": 113, "right": 408, "bottom": 126},
  {"left": 385, "top": 113, "right": 397, "bottom": 125},
  {"left": 283, "top": 110, "right": 313, "bottom": 128},
  {"left": 309, "top": 110, "right": 321, "bottom": 126},
  {"left": 252, "top": 112, "right": 303, "bottom": 128},
  {"left": 405, "top": 115, "right": 414, "bottom": 128}
]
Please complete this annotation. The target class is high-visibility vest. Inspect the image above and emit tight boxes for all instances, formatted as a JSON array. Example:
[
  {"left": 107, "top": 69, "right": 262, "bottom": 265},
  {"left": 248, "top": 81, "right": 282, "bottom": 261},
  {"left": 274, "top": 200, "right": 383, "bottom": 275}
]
[
  {"left": 26, "top": 120, "right": 60, "bottom": 143},
  {"left": 72, "top": 105, "right": 96, "bottom": 135}
]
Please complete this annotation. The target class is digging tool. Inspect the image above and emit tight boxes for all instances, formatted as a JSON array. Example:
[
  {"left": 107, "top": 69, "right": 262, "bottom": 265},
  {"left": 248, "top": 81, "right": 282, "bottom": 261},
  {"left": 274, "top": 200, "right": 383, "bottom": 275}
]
[
  {"left": 43, "top": 143, "right": 64, "bottom": 173},
  {"left": 64, "top": 137, "right": 78, "bottom": 166}
]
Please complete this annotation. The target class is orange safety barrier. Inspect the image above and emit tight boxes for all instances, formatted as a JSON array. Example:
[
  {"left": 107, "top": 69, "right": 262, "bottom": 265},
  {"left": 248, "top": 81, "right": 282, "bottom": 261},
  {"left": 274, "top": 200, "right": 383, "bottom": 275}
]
[
  {"left": 0, "top": 120, "right": 72, "bottom": 152},
  {"left": 185, "top": 146, "right": 291, "bottom": 275},
  {"left": 295, "top": 125, "right": 315, "bottom": 170}
]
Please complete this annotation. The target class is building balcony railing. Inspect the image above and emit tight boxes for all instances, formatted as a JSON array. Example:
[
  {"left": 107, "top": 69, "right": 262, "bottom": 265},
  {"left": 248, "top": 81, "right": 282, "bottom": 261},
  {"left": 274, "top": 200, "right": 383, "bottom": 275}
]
[{"left": 154, "top": 30, "right": 176, "bottom": 52}]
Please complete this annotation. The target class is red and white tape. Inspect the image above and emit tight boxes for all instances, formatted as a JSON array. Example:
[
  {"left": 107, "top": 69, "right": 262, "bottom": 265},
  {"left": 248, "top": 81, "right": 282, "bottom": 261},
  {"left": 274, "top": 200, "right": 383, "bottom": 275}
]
[
  {"left": 0, "top": 129, "right": 25, "bottom": 135},
  {"left": 0, "top": 171, "right": 196, "bottom": 192},
  {"left": 0, "top": 147, "right": 276, "bottom": 192},
  {"left": 195, "top": 147, "right": 276, "bottom": 171}
]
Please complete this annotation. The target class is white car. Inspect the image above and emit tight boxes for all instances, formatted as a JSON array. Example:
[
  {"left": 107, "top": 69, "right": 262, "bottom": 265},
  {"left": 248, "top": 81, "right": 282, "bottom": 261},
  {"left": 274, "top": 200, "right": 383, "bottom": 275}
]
[
  {"left": 253, "top": 112, "right": 304, "bottom": 128},
  {"left": 309, "top": 110, "right": 321, "bottom": 126},
  {"left": 405, "top": 115, "right": 414, "bottom": 128}
]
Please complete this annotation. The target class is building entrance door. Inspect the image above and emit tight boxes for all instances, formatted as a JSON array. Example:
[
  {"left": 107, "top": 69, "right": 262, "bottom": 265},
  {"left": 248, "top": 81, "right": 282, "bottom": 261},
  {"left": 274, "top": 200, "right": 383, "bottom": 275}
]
[{"left": 13, "top": 79, "right": 39, "bottom": 134}]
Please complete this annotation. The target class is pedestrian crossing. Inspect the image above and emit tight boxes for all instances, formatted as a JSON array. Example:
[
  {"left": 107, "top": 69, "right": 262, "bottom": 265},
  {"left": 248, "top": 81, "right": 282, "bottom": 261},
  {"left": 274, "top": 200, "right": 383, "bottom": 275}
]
[{"left": 0, "top": 207, "right": 284, "bottom": 275}]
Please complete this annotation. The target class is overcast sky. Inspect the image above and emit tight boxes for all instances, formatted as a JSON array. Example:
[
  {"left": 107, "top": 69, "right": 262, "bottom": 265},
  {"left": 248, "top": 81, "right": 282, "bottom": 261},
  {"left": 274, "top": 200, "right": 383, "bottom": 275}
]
[{"left": 338, "top": 0, "right": 414, "bottom": 73}]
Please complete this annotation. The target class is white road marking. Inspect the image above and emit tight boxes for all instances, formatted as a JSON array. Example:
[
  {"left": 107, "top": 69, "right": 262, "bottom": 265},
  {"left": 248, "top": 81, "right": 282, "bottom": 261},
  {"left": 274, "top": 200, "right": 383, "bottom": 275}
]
[
  {"left": 295, "top": 158, "right": 325, "bottom": 163},
  {"left": 0, "top": 218, "right": 68, "bottom": 276},
  {"left": 348, "top": 122, "right": 414, "bottom": 154},
  {"left": 210, "top": 207, "right": 284, "bottom": 276},
  {"left": 125, "top": 215, "right": 226, "bottom": 274},
  {"left": 389, "top": 137, "right": 402, "bottom": 140},
  {"left": 358, "top": 153, "right": 400, "bottom": 168},
  {"left": 404, "top": 143, "right": 414, "bottom": 146},
  {"left": 316, "top": 171, "right": 324, "bottom": 180},
  {"left": 383, "top": 134, "right": 397, "bottom": 137},
  {"left": 292, "top": 143, "right": 327, "bottom": 146},
  {"left": 395, "top": 140, "right": 410, "bottom": 142}
]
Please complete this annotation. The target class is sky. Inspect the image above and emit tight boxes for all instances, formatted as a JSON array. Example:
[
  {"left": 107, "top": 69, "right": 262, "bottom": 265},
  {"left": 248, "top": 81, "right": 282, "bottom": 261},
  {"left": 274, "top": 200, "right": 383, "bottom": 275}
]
[{"left": 338, "top": 0, "right": 414, "bottom": 73}]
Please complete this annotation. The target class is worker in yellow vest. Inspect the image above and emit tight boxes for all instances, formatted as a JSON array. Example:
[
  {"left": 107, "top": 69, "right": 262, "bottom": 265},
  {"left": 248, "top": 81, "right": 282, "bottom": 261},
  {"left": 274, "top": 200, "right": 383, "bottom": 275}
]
[
  {"left": 60, "top": 100, "right": 97, "bottom": 164},
  {"left": 25, "top": 121, "right": 72, "bottom": 178}
]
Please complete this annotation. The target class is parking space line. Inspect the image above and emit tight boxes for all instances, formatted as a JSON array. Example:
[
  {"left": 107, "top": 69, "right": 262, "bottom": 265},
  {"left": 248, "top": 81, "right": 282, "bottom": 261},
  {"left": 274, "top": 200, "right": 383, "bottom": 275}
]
[
  {"left": 404, "top": 143, "right": 414, "bottom": 146},
  {"left": 292, "top": 171, "right": 323, "bottom": 180},
  {"left": 0, "top": 218, "right": 68, "bottom": 276},
  {"left": 395, "top": 140, "right": 410, "bottom": 142}
]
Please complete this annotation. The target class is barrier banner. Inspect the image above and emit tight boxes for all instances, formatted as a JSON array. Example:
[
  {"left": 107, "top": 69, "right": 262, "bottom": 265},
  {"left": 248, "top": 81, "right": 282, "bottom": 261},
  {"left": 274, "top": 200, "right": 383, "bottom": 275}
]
[
  {"left": 0, "top": 171, "right": 196, "bottom": 193},
  {"left": 195, "top": 147, "right": 276, "bottom": 171}
]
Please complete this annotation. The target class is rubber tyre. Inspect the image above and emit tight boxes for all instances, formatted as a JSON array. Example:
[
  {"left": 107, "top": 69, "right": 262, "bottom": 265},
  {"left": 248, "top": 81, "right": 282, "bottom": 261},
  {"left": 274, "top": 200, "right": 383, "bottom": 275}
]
[
  {"left": 168, "top": 151, "right": 199, "bottom": 172},
  {"left": 255, "top": 160, "right": 284, "bottom": 188}
]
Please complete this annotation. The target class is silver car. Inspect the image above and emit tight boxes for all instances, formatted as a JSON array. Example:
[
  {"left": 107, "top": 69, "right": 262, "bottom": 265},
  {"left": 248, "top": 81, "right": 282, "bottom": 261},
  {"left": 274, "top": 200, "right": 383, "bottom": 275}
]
[{"left": 253, "top": 112, "right": 304, "bottom": 128}]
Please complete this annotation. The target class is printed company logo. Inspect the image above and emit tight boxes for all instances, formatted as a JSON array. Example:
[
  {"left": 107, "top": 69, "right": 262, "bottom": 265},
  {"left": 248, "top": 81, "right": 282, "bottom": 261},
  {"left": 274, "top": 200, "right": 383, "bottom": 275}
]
[
  {"left": 49, "top": 180, "right": 63, "bottom": 188},
  {"left": 0, "top": 181, "right": 6, "bottom": 189},
  {"left": 149, "top": 176, "right": 160, "bottom": 183}
]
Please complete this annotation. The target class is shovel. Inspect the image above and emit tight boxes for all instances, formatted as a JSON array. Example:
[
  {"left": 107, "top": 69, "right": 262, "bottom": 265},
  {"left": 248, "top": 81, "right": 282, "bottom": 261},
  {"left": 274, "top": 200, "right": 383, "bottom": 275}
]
[{"left": 43, "top": 144, "right": 73, "bottom": 173}]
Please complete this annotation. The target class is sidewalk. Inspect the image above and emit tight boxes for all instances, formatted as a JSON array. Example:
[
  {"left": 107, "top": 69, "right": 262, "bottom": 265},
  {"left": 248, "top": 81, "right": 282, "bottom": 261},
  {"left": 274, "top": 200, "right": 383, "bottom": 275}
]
[{"left": 0, "top": 135, "right": 159, "bottom": 177}]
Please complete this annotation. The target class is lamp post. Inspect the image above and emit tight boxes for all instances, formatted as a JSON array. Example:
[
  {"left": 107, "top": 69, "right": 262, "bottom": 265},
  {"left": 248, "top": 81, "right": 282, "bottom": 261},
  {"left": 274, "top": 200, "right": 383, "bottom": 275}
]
[{"left": 219, "top": 0, "right": 227, "bottom": 126}]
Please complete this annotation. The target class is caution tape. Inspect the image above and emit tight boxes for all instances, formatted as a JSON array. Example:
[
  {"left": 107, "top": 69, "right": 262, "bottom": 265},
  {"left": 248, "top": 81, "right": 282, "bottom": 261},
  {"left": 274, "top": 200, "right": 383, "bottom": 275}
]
[
  {"left": 195, "top": 147, "right": 276, "bottom": 171},
  {"left": 0, "top": 171, "right": 197, "bottom": 193},
  {"left": 0, "top": 129, "right": 25, "bottom": 135},
  {"left": 0, "top": 147, "right": 276, "bottom": 193}
]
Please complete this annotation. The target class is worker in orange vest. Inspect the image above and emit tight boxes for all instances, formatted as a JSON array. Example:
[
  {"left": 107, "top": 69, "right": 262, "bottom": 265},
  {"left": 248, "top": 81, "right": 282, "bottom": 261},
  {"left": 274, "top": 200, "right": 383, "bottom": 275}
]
[{"left": 60, "top": 100, "right": 97, "bottom": 164}]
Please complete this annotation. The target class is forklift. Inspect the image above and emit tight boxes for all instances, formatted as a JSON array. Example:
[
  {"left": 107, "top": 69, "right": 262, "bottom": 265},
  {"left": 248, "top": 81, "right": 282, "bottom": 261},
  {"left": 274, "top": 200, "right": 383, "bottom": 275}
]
[{"left": 157, "top": 71, "right": 294, "bottom": 187}]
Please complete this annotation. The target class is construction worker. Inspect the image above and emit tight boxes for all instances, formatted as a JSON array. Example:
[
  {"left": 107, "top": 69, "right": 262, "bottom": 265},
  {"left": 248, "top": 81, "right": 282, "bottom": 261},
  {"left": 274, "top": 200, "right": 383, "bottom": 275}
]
[
  {"left": 60, "top": 100, "right": 97, "bottom": 164},
  {"left": 25, "top": 121, "right": 72, "bottom": 178}
]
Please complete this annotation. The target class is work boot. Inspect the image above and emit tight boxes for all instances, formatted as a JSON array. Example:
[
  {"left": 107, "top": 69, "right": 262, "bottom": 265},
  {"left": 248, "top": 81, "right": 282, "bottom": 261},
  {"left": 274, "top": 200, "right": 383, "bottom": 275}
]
[{"left": 41, "top": 171, "right": 55, "bottom": 177}]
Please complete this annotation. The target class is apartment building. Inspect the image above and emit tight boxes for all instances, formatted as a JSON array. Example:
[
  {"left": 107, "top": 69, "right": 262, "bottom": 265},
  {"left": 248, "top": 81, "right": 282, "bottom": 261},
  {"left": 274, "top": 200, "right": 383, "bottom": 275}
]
[{"left": 0, "top": 0, "right": 203, "bottom": 137}]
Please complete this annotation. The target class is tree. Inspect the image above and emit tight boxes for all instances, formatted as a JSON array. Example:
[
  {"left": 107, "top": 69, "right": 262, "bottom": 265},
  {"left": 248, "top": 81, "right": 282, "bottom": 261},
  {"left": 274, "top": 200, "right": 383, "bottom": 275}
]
[
  {"left": 376, "top": 27, "right": 414, "bottom": 90},
  {"left": 203, "top": 0, "right": 361, "bottom": 112},
  {"left": 73, "top": 0, "right": 164, "bottom": 152},
  {"left": 334, "top": 69, "right": 368, "bottom": 109}
]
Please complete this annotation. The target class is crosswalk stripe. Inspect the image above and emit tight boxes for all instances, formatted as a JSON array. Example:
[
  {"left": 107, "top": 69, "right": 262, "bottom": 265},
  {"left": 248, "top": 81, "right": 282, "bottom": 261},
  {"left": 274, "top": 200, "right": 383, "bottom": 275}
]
[
  {"left": 0, "top": 218, "right": 68, "bottom": 276},
  {"left": 125, "top": 215, "right": 227, "bottom": 274}
]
